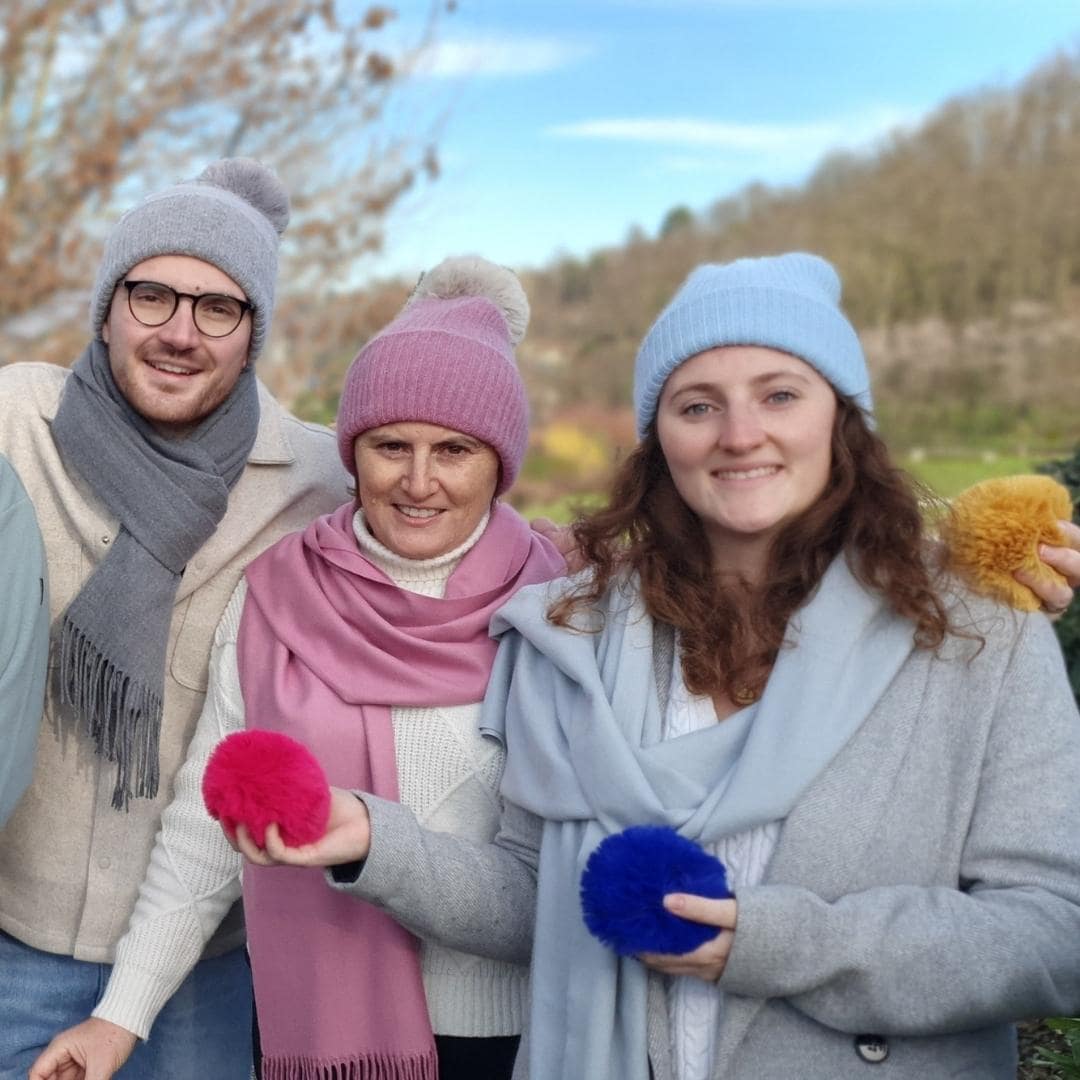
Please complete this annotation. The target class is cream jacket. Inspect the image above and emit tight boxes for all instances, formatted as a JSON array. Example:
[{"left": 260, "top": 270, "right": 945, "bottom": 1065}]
[{"left": 0, "top": 361, "right": 348, "bottom": 962}]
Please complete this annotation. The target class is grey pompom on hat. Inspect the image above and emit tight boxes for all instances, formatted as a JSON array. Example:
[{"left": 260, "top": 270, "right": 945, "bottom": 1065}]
[
  {"left": 405, "top": 254, "right": 530, "bottom": 346},
  {"left": 90, "top": 158, "right": 289, "bottom": 360}
]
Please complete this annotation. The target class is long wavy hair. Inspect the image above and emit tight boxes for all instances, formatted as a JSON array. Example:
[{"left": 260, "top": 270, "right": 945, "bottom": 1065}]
[{"left": 548, "top": 396, "right": 956, "bottom": 701}]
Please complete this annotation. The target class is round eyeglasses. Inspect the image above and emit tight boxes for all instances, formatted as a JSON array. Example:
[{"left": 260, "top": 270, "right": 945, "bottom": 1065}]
[{"left": 123, "top": 280, "right": 253, "bottom": 338}]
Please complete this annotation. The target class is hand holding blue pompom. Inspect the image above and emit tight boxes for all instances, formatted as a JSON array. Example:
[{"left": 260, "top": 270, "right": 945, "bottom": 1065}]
[
  {"left": 580, "top": 826, "right": 736, "bottom": 963},
  {"left": 642, "top": 891, "right": 738, "bottom": 983}
]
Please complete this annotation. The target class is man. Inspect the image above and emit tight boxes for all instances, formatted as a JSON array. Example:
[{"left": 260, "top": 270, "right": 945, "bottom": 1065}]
[
  {"left": 0, "top": 159, "right": 347, "bottom": 1079},
  {"left": 0, "top": 454, "right": 48, "bottom": 828}
]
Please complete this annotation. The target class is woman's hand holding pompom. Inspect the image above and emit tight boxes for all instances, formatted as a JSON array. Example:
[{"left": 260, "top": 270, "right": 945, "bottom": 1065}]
[
  {"left": 639, "top": 893, "right": 739, "bottom": 982},
  {"left": 230, "top": 786, "right": 372, "bottom": 868}
]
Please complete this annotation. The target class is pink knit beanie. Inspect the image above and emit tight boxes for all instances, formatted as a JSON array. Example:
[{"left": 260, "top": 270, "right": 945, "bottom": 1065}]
[{"left": 336, "top": 256, "right": 530, "bottom": 495}]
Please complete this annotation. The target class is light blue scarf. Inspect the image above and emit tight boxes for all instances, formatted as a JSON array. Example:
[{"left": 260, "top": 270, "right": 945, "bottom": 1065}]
[{"left": 483, "top": 556, "right": 916, "bottom": 1080}]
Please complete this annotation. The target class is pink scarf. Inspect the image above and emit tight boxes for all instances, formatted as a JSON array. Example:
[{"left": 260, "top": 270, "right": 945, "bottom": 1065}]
[{"left": 237, "top": 502, "right": 564, "bottom": 1080}]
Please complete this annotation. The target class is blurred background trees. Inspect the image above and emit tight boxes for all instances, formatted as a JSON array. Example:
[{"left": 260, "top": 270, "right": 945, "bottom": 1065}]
[
  {"left": 0, "top": 0, "right": 448, "bottom": 363},
  {"left": 2, "top": 10, "right": 1078, "bottom": 518},
  {"left": 513, "top": 48, "right": 1080, "bottom": 507}
]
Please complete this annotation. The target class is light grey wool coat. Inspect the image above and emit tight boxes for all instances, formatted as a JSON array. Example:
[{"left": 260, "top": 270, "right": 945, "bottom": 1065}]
[{"left": 334, "top": 587, "right": 1080, "bottom": 1079}]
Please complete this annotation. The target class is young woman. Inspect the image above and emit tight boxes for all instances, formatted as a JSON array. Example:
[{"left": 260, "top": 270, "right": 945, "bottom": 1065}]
[{"left": 481, "top": 252, "right": 1080, "bottom": 1079}]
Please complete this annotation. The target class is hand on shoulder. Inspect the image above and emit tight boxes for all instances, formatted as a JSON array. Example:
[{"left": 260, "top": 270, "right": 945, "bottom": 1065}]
[{"left": 531, "top": 516, "right": 583, "bottom": 573}]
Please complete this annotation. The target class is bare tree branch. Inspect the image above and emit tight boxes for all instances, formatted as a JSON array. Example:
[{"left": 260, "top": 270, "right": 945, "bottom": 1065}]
[{"left": 0, "top": 0, "right": 450, "bottom": 361}]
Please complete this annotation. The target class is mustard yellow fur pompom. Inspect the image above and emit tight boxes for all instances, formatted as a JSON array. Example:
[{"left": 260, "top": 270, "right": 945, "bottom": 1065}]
[{"left": 944, "top": 475, "right": 1071, "bottom": 611}]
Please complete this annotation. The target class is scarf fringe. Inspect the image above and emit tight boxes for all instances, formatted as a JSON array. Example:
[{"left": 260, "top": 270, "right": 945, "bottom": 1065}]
[
  {"left": 59, "top": 617, "right": 162, "bottom": 810},
  {"left": 260, "top": 1049, "right": 439, "bottom": 1080}
]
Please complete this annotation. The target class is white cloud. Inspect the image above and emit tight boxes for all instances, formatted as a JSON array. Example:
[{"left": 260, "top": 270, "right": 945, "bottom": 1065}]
[
  {"left": 549, "top": 118, "right": 831, "bottom": 150},
  {"left": 415, "top": 34, "right": 593, "bottom": 78},
  {"left": 547, "top": 105, "right": 920, "bottom": 156}
]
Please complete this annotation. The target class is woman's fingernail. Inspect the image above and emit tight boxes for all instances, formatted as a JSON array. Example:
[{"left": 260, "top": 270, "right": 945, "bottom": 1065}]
[{"left": 664, "top": 894, "right": 685, "bottom": 913}]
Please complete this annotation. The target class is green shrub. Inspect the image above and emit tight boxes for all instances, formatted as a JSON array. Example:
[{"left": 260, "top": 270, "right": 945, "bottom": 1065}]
[
  {"left": 1033, "top": 1017, "right": 1080, "bottom": 1077},
  {"left": 1038, "top": 444, "right": 1080, "bottom": 708}
]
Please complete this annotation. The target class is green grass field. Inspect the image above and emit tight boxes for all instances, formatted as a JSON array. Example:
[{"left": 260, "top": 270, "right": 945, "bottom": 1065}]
[{"left": 906, "top": 455, "right": 1045, "bottom": 499}]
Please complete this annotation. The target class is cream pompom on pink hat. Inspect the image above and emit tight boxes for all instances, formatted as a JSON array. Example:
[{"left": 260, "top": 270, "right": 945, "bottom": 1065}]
[{"left": 336, "top": 256, "right": 530, "bottom": 495}]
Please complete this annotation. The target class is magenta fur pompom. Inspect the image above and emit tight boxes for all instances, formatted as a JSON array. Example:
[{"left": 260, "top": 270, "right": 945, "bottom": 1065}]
[
  {"left": 580, "top": 826, "right": 733, "bottom": 956},
  {"left": 202, "top": 730, "right": 331, "bottom": 848}
]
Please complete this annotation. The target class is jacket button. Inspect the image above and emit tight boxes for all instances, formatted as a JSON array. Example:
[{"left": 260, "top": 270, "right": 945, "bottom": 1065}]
[{"left": 854, "top": 1034, "right": 889, "bottom": 1063}]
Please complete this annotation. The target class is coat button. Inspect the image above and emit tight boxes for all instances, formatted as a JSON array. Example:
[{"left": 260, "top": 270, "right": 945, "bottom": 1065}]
[{"left": 854, "top": 1034, "right": 889, "bottom": 1063}]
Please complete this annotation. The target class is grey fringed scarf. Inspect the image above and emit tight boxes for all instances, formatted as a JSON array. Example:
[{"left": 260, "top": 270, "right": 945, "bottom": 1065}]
[{"left": 52, "top": 339, "right": 258, "bottom": 808}]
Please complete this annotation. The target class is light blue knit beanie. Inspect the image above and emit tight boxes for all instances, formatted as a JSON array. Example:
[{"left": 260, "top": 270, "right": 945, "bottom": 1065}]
[{"left": 633, "top": 252, "right": 871, "bottom": 436}]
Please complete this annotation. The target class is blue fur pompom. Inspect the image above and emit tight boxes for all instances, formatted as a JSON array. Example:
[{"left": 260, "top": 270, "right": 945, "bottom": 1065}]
[{"left": 580, "top": 826, "right": 733, "bottom": 956}]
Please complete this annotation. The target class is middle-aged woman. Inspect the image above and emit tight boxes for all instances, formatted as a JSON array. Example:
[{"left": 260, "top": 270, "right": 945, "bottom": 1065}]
[
  {"left": 229, "top": 252, "right": 1080, "bottom": 1080},
  {"left": 30, "top": 256, "right": 564, "bottom": 1080}
]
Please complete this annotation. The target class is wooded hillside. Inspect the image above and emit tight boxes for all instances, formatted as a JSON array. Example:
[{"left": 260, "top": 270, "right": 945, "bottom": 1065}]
[{"left": 512, "top": 49, "right": 1080, "bottom": 456}]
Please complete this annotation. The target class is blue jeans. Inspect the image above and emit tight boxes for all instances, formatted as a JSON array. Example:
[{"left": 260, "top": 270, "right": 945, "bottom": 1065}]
[{"left": 0, "top": 930, "right": 253, "bottom": 1079}]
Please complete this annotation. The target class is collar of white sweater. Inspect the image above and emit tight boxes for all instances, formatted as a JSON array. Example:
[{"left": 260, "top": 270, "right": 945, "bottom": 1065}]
[{"left": 351, "top": 507, "right": 491, "bottom": 599}]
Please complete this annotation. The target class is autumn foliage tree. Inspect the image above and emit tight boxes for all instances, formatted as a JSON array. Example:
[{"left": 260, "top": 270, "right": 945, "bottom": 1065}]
[{"left": 0, "top": 0, "right": 448, "bottom": 362}]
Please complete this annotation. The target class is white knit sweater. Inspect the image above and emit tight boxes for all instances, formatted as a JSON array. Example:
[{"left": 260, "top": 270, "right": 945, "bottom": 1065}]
[{"left": 94, "top": 510, "right": 526, "bottom": 1039}]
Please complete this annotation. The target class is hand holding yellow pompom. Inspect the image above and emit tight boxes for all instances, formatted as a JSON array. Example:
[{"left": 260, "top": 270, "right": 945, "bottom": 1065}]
[{"left": 943, "top": 475, "right": 1073, "bottom": 612}]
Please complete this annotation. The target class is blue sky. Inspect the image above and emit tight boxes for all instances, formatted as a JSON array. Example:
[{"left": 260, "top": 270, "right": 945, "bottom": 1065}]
[{"left": 363, "top": 0, "right": 1080, "bottom": 283}]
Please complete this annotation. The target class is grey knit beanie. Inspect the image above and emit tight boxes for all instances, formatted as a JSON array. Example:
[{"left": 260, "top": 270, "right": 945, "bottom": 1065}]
[{"left": 90, "top": 158, "right": 289, "bottom": 360}]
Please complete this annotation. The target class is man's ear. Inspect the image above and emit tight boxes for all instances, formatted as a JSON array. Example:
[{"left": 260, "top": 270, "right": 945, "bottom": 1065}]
[{"left": 101, "top": 317, "right": 110, "bottom": 345}]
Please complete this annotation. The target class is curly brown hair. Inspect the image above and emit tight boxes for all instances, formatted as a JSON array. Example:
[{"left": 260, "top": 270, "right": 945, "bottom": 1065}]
[{"left": 548, "top": 397, "right": 954, "bottom": 701}]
